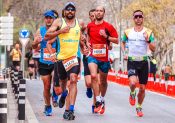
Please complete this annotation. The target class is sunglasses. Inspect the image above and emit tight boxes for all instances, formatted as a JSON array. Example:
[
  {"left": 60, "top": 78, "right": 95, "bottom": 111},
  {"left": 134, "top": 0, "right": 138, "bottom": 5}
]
[
  {"left": 134, "top": 15, "right": 143, "bottom": 19},
  {"left": 65, "top": 7, "right": 75, "bottom": 11}
]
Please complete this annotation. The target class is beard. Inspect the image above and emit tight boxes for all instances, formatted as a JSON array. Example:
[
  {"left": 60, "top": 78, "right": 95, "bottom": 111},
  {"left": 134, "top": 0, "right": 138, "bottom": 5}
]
[
  {"left": 96, "top": 16, "right": 103, "bottom": 21},
  {"left": 66, "top": 14, "right": 75, "bottom": 20}
]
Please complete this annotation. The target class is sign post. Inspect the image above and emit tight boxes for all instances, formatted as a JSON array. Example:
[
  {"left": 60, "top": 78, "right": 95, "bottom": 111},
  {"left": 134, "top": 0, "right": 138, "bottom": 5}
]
[{"left": 19, "top": 29, "right": 30, "bottom": 77}]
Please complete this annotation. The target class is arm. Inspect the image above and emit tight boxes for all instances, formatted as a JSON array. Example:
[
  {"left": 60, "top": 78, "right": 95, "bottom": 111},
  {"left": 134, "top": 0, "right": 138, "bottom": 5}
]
[
  {"left": 44, "top": 18, "right": 70, "bottom": 40},
  {"left": 32, "top": 29, "right": 42, "bottom": 49},
  {"left": 144, "top": 32, "right": 156, "bottom": 52},
  {"left": 10, "top": 49, "right": 14, "bottom": 56},
  {"left": 46, "top": 37, "right": 57, "bottom": 55}
]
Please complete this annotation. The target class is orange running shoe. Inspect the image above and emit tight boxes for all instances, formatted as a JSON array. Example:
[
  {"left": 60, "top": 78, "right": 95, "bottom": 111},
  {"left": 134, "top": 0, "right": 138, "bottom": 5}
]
[
  {"left": 94, "top": 101, "right": 105, "bottom": 114},
  {"left": 136, "top": 107, "right": 144, "bottom": 117},
  {"left": 129, "top": 91, "right": 136, "bottom": 106},
  {"left": 99, "top": 101, "right": 105, "bottom": 114}
]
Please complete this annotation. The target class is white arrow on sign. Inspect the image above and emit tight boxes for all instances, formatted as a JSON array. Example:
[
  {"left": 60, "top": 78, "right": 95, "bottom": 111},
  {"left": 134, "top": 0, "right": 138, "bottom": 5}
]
[
  {"left": 19, "top": 38, "right": 30, "bottom": 47},
  {"left": 0, "top": 16, "right": 14, "bottom": 22},
  {"left": 0, "top": 23, "right": 13, "bottom": 28},
  {"left": 0, "top": 39, "right": 13, "bottom": 45},
  {"left": 0, "top": 29, "right": 13, "bottom": 34},
  {"left": 0, "top": 34, "right": 13, "bottom": 40}
]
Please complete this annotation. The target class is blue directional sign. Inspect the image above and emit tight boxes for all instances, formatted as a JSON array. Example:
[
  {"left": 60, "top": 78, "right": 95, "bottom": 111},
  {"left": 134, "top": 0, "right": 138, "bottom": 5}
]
[{"left": 19, "top": 29, "right": 30, "bottom": 38}]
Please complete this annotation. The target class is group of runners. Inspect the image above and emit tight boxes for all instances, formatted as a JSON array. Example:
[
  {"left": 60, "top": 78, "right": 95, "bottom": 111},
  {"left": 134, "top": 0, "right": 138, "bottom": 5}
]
[{"left": 29, "top": 1, "right": 155, "bottom": 121}]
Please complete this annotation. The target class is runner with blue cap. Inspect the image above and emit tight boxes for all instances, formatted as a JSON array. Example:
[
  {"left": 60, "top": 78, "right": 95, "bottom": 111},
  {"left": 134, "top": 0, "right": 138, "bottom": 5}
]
[{"left": 32, "top": 9, "right": 60, "bottom": 116}]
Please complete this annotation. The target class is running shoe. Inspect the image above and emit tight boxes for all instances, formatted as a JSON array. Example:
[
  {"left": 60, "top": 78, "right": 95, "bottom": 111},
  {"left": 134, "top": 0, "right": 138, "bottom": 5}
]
[
  {"left": 129, "top": 91, "right": 136, "bottom": 106},
  {"left": 92, "top": 105, "right": 95, "bottom": 113},
  {"left": 52, "top": 92, "right": 59, "bottom": 107},
  {"left": 94, "top": 101, "right": 105, "bottom": 114},
  {"left": 63, "top": 110, "right": 69, "bottom": 120},
  {"left": 136, "top": 107, "right": 144, "bottom": 117},
  {"left": 86, "top": 88, "right": 92, "bottom": 98},
  {"left": 59, "top": 90, "right": 68, "bottom": 108},
  {"left": 44, "top": 105, "right": 52, "bottom": 116},
  {"left": 99, "top": 101, "right": 105, "bottom": 114},
  {"left": 63, "top": 110, "right": 75, "bottom": 120}
]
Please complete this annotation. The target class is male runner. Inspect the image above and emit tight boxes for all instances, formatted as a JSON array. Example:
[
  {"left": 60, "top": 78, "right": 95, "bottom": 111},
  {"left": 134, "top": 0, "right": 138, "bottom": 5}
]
[
  {"left": 45, "top": 2, "right": 84, "bottom": 120},
  {"left": 87, "top": 6, "right": 118, "bottom": 114},
  {"left": 32, "top": 10, "right": 59, "bottom": 116},
  {"left": 121, "top": 10, "right": 155, "bottom": 117}
]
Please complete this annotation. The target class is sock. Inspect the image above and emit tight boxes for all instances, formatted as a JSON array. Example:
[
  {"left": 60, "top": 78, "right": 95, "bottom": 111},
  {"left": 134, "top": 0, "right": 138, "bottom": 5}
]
[
  {"left": 101, "top": 96, "right": 105, "bottom": 102},
  {"left": 69, "top": 105, "right": 74, "bottom": 111},
  {"left": 136, "top": 103, "right": 142, "bottom": 108},
  {"left": 61, "top": 90, "right": 68, "bottom": 98},
  {"left": 87, "top": 88, "right": 91, "bottom": 92},
  {"left": 96, "top": 96, "right": 101, "bottom": 102}
]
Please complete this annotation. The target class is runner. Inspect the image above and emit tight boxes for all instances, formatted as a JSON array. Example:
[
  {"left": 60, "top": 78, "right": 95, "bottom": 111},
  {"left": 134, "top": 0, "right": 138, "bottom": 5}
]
[
  {"left": 10, "top": 43, "right": 22, "bottom": 71},
  {"left": 121, "top": 10, "right": 155, "bottom": 117},
  {"left": 45, "top": 2, "right": 84, "bottom": 120},
  {"left": 86, "top": 6, "right": 118, "bottom": 114},
  {"left": 32, "top": 10, "right": 59, "bottom": 116},
  {"left": 25, "top": 47, "right": 35, "bottom": 79}
]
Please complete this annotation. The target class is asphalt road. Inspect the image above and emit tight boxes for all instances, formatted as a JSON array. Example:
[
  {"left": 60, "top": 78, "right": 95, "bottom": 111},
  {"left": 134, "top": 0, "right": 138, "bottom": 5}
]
[{"left": 26, "top": 79, "right": 175, "bottom": 123}]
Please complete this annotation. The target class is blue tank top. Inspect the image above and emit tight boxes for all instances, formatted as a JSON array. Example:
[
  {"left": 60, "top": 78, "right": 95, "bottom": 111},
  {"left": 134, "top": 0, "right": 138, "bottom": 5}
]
[{"left": 39, "top": 26, "right": 57, "bottom": 64}]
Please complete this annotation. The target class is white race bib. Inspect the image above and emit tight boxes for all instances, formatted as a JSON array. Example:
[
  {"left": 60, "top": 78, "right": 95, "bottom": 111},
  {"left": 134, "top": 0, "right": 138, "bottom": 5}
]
[{"left": 63, "top": 57, "right": 78, "bottom": 72}]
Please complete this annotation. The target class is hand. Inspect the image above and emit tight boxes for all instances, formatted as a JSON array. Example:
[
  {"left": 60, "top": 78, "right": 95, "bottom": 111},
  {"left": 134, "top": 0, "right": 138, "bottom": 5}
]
[
  {"left": 60, "top": 26, "right": 70, "bottom": 33},
  {"left": 50, "top": 54, "right": 57, "bottom": 62},
  {"left": 82, "top": 46, "right": 89, "bottom": 55},
  {"left": 35, "top": 34, "right": 42, "bottom": 44},
  {"left": 143, "top": 32, "right": 149, "bottom": 42},
  {"left": 99, "top": 29, "right": 107, "bottom": 38},
  {"left": 80, "top": 34, "right": 86, "bottom": 41}
]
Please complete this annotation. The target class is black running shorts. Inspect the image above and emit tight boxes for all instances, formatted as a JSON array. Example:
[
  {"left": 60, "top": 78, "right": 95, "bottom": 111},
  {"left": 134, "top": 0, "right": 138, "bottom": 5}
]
[
  {"left": 127, "top": 60, "right": 148, "bottom": 85},
  {"left": 38, "top": 62, "right": 54, "bottom": 76},
  {"left": 55, "top": 57, "right": 80, "bottom": 80}
]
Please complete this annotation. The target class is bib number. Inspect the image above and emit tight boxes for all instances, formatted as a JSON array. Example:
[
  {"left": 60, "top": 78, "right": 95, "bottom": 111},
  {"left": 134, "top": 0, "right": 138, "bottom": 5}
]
[
  {"left": 43, "top": 48, "right": 56, "bottom": 61},
  {"left": 92, "top": 44, "right": 106, "bottom": 57},
  {"left": 62, "top": 57, "right": 78, "bottom": 72}
]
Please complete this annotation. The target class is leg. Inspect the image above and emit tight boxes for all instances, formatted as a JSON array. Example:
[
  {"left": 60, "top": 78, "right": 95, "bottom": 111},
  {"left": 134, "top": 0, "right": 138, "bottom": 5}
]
[
  {"left": 99, "top": 70, "right": 108, "bottom": 97},
  {"left": 41, "top": 75, "right": 52, "bottom": 106},
  {"left": 88, "top": 63, "right": 99, "bottom": 98}
]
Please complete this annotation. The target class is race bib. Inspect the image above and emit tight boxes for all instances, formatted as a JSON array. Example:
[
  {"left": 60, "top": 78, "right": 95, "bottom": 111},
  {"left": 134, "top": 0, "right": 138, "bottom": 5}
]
[
  {"left": 62, "top": 56, "right": 78, "bottom": 72},
  {"left": 43, "top": 48, "right": 56, "bottom": 61},
  {"left": 33, "top": 50, "right": 40, "bottom": 58},
  {"left": 92, "top": 44, "right": 106, "bottom": 57}
]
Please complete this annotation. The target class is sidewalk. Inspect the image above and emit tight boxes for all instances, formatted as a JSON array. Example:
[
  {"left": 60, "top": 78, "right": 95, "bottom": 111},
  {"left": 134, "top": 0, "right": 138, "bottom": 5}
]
[{"left": 6, "top": 78, "right": 28, "bottom": 123}]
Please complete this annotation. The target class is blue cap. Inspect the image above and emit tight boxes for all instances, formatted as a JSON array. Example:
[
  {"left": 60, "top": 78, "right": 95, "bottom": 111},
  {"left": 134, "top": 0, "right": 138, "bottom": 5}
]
[
  {"left": 44, "top": 10, "right": 55, "bottom": 19},
  {"left": 64, "top": 2, "right": 76, "bottom": 10}
]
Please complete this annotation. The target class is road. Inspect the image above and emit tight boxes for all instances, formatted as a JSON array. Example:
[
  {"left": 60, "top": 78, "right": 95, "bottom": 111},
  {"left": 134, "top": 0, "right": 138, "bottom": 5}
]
[{"left": 26, "top": 79, "right": 175, "bottom": 123}]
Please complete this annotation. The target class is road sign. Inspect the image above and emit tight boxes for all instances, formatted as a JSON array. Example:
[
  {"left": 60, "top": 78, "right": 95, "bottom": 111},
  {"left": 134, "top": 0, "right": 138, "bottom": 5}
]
[
  {"left": 0, "top": 29, "right": 13, "bottom": 34},
  {"left": 0, "top": 23, "right": 13, "bottom": 28},
  {"left": 0, "top": 34, "right": 13, "bottom": 40},
  {"left": 19, "top": 29, "right": 30, "bottom": 38},
  {"left": 0, "top": 40, "right": 13, "bottom": 45},
  {"left": 0, "top": 14, "right": 14, "bottom": 46},
  {"left": 0, "top": 16, "right": 14, "bottom": 22}
]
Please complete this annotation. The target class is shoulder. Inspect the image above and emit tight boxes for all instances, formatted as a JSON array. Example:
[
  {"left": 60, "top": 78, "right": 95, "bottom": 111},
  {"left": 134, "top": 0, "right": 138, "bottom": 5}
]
[{"left": 124, "top": 28, "right": 133, "bottom": 35}]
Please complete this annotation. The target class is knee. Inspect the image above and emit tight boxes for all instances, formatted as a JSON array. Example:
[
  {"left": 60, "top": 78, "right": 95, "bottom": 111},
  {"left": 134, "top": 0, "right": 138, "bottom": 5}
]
[
  {"left": 91, "top": 74, "right": 97, "bottom": 80},
  {"left": 70, "top": 74, "right": 78, "bottom": 84},
  {"left": 139, "top": 86, "right": 145, "bottom": 93}
]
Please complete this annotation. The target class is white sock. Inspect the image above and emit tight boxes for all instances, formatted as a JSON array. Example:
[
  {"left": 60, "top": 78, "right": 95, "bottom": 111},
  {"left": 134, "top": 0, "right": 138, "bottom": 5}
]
[
  {"left": 101, "top": 96, "right": 105, "bottom": 102},
  {"left": 96, "top": 96, "right": 101, "bottom": 102}
]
